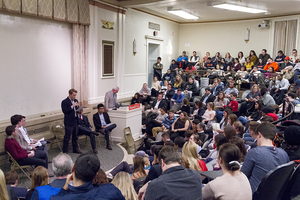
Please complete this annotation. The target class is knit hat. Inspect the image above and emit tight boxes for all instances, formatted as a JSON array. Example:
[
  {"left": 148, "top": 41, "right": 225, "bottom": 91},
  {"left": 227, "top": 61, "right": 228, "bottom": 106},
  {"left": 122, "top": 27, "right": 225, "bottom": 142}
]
[
  {"left": 262, "top": 106, "right": 275, "bottom": 114},
  {"left": 285, "top": 56, "right": 290, "bottom": 60},
  {"left": 284, "top": 125, "right": 300, "bottom": 145}
]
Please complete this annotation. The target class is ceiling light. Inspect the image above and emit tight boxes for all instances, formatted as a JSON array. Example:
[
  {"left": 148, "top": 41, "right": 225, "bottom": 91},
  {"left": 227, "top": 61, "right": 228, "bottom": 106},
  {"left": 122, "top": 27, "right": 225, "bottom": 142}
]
[
  {"left": 213, "top": 3, "right": 267, "bottom": 14},
  {"left": 167, "top": 10, "right": 199, "bottom": 19}
]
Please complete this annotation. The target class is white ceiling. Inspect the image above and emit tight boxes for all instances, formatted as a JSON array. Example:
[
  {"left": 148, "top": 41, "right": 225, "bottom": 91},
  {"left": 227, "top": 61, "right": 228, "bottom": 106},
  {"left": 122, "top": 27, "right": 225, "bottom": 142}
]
[{"left": 99, "top": 0, "right": 300, "bottom": 23}]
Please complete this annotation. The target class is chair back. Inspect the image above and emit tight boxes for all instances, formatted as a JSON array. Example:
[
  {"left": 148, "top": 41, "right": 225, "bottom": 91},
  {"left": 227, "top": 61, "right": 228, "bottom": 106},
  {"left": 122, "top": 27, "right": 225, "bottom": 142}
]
[
  {"left": 282, "top": 164, "right": 300, "bottom": 200},
  {"left": 241, "top": 90, "right": 251, "bottom": 101},
  {"left": 123, "top": 127, "right": 136, "bottom": 154},
  {"left": 253, "top": 161, "right": 295, "bottom": 200}
]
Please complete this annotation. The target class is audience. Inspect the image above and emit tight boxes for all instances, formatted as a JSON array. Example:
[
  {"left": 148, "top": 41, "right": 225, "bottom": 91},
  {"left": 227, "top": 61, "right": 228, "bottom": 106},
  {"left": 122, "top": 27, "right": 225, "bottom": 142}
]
[
  {"left": 26, "top": 166, "right": 49, "bottom": 200},
  {"left": 112, "top": 172, "right": 138, "bottom": 200},
  {"left": 182, "top": 141, "right": 207, "bottom": 172},
  {"left": 170, "top": 112, "right": 190, "bottom": 141},
  {"left": 5, "top": 171, "right": 27, "bottom": 199},
  {"left": 0, "top": 169, "right": 11, "bottom": 200}
]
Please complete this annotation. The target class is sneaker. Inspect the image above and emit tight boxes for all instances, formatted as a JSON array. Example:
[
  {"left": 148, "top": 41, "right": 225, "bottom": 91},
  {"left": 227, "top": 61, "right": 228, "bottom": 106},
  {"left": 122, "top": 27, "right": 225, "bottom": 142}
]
[
  {"left": 139, "top": 134, "right": 146, "bottom": 138},
  {"left": 106, "top": 172, "right": 113, "bottom": 179}
]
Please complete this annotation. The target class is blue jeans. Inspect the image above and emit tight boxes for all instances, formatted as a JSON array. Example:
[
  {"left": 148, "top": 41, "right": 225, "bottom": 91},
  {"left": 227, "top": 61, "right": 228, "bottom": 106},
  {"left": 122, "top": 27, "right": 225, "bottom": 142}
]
[
  {"left": 238, "top": 116, "right": 250, "bottom": 126},
  {"left": 243, "top": 132, "right": 254, "bottom": 142},
  {"left": 216, "top": 110, "right": 223, "bottom": 123},
  {"left": 294, "top": 71, "right": 300, "bottom": 83}
]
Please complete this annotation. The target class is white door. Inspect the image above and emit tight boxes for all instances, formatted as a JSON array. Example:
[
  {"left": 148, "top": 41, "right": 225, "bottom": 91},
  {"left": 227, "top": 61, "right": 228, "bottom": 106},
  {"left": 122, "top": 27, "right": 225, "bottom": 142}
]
[{"left": 148, "top": 43, "right": 160, "bottom": 86}]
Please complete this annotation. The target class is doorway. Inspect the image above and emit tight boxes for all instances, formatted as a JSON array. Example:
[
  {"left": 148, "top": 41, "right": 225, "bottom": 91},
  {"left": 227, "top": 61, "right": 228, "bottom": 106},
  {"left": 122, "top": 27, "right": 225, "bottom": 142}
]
[{"left": 148, "top": 43, "right": 160, "bottom": 86}]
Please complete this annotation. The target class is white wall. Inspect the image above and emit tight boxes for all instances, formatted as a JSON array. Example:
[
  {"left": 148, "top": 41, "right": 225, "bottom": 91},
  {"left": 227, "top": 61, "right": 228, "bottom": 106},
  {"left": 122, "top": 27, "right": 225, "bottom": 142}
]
[
  {"left": 0, "top": 12, "right": 72, "bottom": 122},
  {"left": 178, "top": 15, "right": 300, "bottom": 59}
]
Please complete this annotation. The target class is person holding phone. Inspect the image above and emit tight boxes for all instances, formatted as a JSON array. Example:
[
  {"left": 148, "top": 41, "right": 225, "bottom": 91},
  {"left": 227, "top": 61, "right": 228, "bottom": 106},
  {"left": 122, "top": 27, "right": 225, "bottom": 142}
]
[{"left": 239, "top": 84, "right": 260, "bottom": 116}]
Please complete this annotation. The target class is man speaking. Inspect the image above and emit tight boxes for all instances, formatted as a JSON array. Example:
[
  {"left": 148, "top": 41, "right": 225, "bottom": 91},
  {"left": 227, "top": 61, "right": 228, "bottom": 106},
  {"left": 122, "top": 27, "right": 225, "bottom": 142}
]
[
  {"left": 104, "top": 86, "right": 120, "bottom": 111},
  {"left": 61, "top": 89, "right": 81, "bottom": 154}
]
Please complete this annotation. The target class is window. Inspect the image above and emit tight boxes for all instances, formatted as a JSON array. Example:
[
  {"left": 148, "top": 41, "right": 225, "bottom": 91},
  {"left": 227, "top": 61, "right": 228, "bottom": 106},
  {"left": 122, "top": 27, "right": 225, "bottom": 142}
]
[{"left": 102, "top": 40, "right": 114, "bottom": 77}]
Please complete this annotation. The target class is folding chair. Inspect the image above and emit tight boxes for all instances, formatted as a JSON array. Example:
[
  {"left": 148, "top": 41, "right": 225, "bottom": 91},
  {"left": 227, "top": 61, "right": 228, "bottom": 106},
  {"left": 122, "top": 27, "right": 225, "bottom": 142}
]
[
  {"left": 50, "top": 124, "right": 65, "bottom": 152},
  {"left": 7, "top": 152, "right": 31, "bottom": 180}
]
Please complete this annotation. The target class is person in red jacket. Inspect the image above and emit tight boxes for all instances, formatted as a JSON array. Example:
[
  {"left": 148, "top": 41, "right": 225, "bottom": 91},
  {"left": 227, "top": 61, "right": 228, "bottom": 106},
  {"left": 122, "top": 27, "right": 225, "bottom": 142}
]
[
  {"left": 5, "top": 125, "right": 48, "bottom": 168},
  {"left": 224, "top": 92, "right": 239, "bottom": 112}
]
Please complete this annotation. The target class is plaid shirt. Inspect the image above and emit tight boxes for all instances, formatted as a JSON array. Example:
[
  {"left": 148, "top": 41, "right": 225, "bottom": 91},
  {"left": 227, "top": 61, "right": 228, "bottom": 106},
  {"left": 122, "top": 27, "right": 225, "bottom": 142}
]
[{"left": 162, "top": 116, "right": 177, "bottom": 129}]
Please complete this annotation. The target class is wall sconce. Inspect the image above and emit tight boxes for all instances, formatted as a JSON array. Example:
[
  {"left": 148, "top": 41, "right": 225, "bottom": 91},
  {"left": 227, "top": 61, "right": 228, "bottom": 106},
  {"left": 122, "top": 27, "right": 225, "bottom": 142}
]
[
  {"left": 133, "top": 39, "right": 137, "bottom": 55},
  {"left": 245, "top": 28, "right": 250, "bottom": 43}
]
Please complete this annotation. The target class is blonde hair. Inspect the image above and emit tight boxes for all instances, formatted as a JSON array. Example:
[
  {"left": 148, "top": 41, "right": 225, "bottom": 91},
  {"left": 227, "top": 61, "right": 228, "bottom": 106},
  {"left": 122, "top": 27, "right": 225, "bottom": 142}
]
[
  {"left": 0, "top": 169, "right": 9, "bottom": 200},
  {"left": 175, "top": 75, "right": 183, "bottom": 87},
  {"left": 112, "top": 172, "right": 138, "bottom": 200},
  {"left": 207, "top": 102, "right": 215, "bottom": 111},
  {"left": 182, "top": 141, "right": 202, "bottom": 172},
  {"left": 251, "top": 84, "right": 259, "bottom": 91},
  {"left": 30, "top": 166, "right": 49, "bottom": 189}
]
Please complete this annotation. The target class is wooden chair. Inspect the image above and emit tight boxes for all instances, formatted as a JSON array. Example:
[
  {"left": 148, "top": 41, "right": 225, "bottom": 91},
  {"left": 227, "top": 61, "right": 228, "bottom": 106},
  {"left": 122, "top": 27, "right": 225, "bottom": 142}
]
[
  {"left": 7, "top": 152, "right": 31, "bottom": 180},
  {"left": 123, "top": 127, "right": 136, "bottom": 154}
]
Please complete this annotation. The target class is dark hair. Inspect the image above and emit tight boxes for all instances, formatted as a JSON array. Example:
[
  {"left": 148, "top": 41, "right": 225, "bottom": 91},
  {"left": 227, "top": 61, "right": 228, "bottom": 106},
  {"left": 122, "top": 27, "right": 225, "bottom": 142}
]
[
  {"left": 224, "top": 126, "right": 236, "bottom": 142},
  {"left": 271, "top": 104, "right": 279, "bottom": 114},
  {"left": 152, "top": 145, "right": 164, "bottom": 157},
  {"left": 260, "top": 87, "right": 267, "bottom": 96},
  {"left": 164, "top": 141, "right": 174, "bottom": 147},
  {"left": 133, "top": 156, "right": 146, "bottom": 177},
  {"left": 214, "top": 134, "right": 227, "bottom": 150},
  {"left": 174, "top": 137, "right": 186, "bottom": 148},
  {"left": 238, "top": 51, "right": 244, "bottom": 58},
  {"left": 162, "top": 131, "right": 170, "bottom": 139},
  {"left": 97, "top": 103, "right": 104, "bottom": 109},
  {"left": 172, "top": 59, "right": 176, "bottom": 62},
  {"left": 185, "top": 130, "right": 194, "bottom": 138},
  {"left": 233, "top": 121, "right": 244, "bottom": 135},
  {"left": 69, "top": 89, "right": 78, "bottom": 94},
  {"left": 218, "top": 143, "right": 241, "bottom": 171},
  {"left": 262, "top": 49, "right": 267, "bottom": 53},
  {"left": 157, "top": 57, "right": 161, "bottom": 60},
  {"left": 5, "top": 171, "right": 19, "bottom": 185},
  {"left": 5, "top": 125, "right": 16, "bottom": 136},
  {"left": 255, "top": 100, "right": 264, "bottom": 111},
  {"left": 249, "top": 121, "right": 260, "bottom": 135},
  {"left": 187, "top": 63, "right": 193, "bottom": 70},
  {"left": 288, "top": 92, "right": 296, "bottom": 99},
  {"left": 228, "top": 114, "right": 238, "bottom": 126},
  {"left": 205, "top": 87, "right": 211, "bottom": 91},
  {"left": 10, "top": 115, "right": 23, "bottom": 125},
  {"left": 158, "top": 146, "right": 182, "bottom": 165},
  {"left": 160, "top": 107, "right": 167, "bottom": 112},
  {"left": 230, "top": 92, "right": 237, "bottom": 98},
  {"left": 169, "top": 109, "right": 175, "bottom": 114},
  {"left": 278, "top": 50, "right": 283, "bottom": 54},
  {"left": 195, "top": 101, "right": 204, "bottom": 108},
  {"left": 229, "top": 137, "right": 247, "bottom": 162},
  {"left": 249, "top": 50, "right": 257, "bottom": 57},
  {"left": 261, "top": 116, "right": 274, "bottom": 122},
  {"left": 207, "top": 57, "right": 212, "bottom": 60},
  {"left": 257, "top": 122, "right": 276, "bottom": 140},
  {"left": 74, "top": 153, "right": 100, "bottom": 182},
  {"left": 93, "top": 168, "right": 108, "bottom": 185},
  {"left": 197, "top": 122, "right": 205, "bottom": 130}
]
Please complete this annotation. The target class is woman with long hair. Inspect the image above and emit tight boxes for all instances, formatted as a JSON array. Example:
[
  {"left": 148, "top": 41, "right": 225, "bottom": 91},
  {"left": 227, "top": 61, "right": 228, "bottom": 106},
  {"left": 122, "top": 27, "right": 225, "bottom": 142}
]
[
  {"left": 225, "top": 52, "right": 233, "bottom": 64},
  {"left": 131, "top": 92, "right": 141, "bottom": 105},
  {"left": 182, "top": 141, "right": 207, "bottom": 172},
  {"left": 93, "top": 168, "right": 109, "bottom": 185},
  {"left": 228, "top": 114, "right": 238, "bottom": 126},
  {"left": 170, "top": 111, "right": 190, "bottom": 141},
  {"left": 180, "top": 98, "right": 191, "bottom": 116},
  {"left": 202, "top": 102, "right": 216, "bottom": 126},
  {"left": 26, "top": 166, "right": 49, "bottom": 200},
  {"left": 232, "top": 58, "right": 241, "bottom": 72},
  {"left": 192, "top": 101, "right": 205, "bottom": 119},
  {"left": 132, "top": 156, "right": 148, "bottom": 180},
  {"left": 174, "top": 74, "right": 185, "bottom": 90},
  {"left": 202, "top": 143, "right": 252, "bottom": 200},
  {"left": 249, "top": 50, "right": 258, "bottom": 64},
  {"left": 238, "top": 100, "right": 263, "bottom": 125},
  {"left": 112, "top": 172, "right": 138, "bottom": 200},
  {"left": 214, "top": 91, "right": 228, "bottom": 110},
  {"left": 217, "top": 107, "right": 233, "bottom": 133},
  {"left": 244, "top": 57, "right": 254, "bottom": 71},
  {"left": 224, "top": 126, "right": 237, "bottom": 142},
  {"left": 229, "top": 137, "right": 247, "bottom": 162},
  {"left": 238, "top": 51, "right": 245, "bottom": 64},
  {"left": 239, "top": 84, "right": 261, "bottom": 116},
  {"left": 0, "top": 169, "right": 9, "bottom": 200}
]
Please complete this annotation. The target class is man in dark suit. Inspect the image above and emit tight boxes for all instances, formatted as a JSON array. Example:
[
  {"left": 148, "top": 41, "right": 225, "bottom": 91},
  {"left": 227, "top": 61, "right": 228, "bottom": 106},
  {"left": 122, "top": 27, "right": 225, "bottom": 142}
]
[
  {"left": 150, "top": 93, "right": 167, "bottom": 113},
  {"left": 200, "top": 87, "right": 216, "bottom": 105},
  {"left": 93, "top": 103, "right": 117, "bottom": 150},
  {"left": 61, "top": 89, "right": 81, "bottom": 154},
  {"left": 77, "top": 108, "right": 99, "bottom": 154},
  {"left": 211, "top": 78, "right": 223, "bottom": 96}
]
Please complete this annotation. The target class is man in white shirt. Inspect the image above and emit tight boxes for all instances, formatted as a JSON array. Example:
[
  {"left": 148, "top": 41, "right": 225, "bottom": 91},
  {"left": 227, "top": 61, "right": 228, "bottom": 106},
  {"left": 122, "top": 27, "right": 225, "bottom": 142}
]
[
  {"left": 189, "top": 51, "right": 200, "bottom": 63},
  {"left": 18, "top": 116, "right": 48, "bottom": 155},
  {"left": 290, "top": 49, "right": 300, "bottom": 64},
  {"left": 270, "top": 74, "right": 290, "bottom": 105}
]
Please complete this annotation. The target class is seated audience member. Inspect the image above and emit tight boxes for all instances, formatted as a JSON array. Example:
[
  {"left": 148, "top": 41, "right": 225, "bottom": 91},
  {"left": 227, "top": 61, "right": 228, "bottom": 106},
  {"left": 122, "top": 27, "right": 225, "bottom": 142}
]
[
  {"left": 224, "top": 82, "right": 239, "bottom": 99},
  {"left": 236, "top": 66, "right": 248, "bottom": 79},
  {"left": 93, "top": 103, "right": 117, "bottom": 150},
  {"left": 174, "top": 136, "right": 186, "bottom": 151},
  {"left": 202, "top": 143, "right": 252, "bottom": 200},
  {"left": 257, "top": 59, "right": 264, "bottom": 71},
  {"left": 232, "top": 58, "right": 241, "bottom": 72},
  {"left": 51, "top": 153, "right": 124, "bottom": 200},
  {"left": 170, "top": 88, "right": 184, "bottom": 109},
  {"left": 275, "top": 50, "right": 286, "bottom": 66},
  {"left": 177, "top": 50, "right": 188, "bottom": 62},
  {"left": 139, "top": 83, "right": 151, "bottom": 110},
  {"left": 258, "top": 49, "right": 270, "bottom": 65},
  {"left": 282, "top": 56, "right": 293, "bottom": 68},
  {"left": 180, "top": 98, "right": 191, "bottom": 116},
  {"left": 202, "top": 102, "right": 216, "bottom": 126},
  {"left": 192, "top": 101, "right": 205, "bottom": 119},
  {"left": 184, "top": 76, "right": 198, "bottom": 98},
  {"left": 260, "top": 87, "right": 275, "bottom": 106},
  {"left": 282, "top": 62, "right": 295, "bottom": 82},
  {"left": 131, "top": 93, "right": 141, "bottom": 105},
  {"left": 1, "top": 169, "right": 12, "bottom": 200},
  {"left": 93, "top": 168, "right": 109, "bottom": 185},
  {"left": 228, "top": 114, "right": 238, "bottom": 126},
  {"left": 282, "top": 125, "right": 300, "bottom": 161},
  {"left": 210, "top": 64, "right": 224, "bottom": 79},
  {"left": 203, "top": 52, "right": 210, "bottom": 63},
  {"left": 224, "top": 52, "right": 233, "bottom": 64},
  {"left": 218, "top": 107, "right": 233, "bottom": 133},
  {"left": 77, "top": 108, "right": 98, "bottom": 154},
  {"left": 191, "top": 119, "right": 200, "bottom": 134},
  {"left": 224, "top": 126, "right": 237, "bottom": 142},
  {"left": 139, "top": 146, "right": 203, "bottom": 200},
  {"left": 26, "top": 166, "right": 49, "bottom": 200},
  {"left": 174, "top": 74, "right": 185, "bottom": 90},
  {"left": 144, "top": 145, "right": 163, "bottom": 183},
  {"left": 239, "top": 84, "right": 260, "bottom": 116},
  {"left": 144, "top": 107, "right": 168, "bottom": 137},
  {"left": 290, "top": 49, "right": 300, "bottom": 64},
  {"left": 184, "top": 130, "right": 193, "bottom": 141},
  {"left": 152, "top": 110, "right": 177, "bottom": 138},
  {"left": 189, "top": 51, "right": 200, "bottom": 63},
  {"left": 263, "top": 58, "right": 279, "bottom": 71},
  {"left": 244, "top": 57, "right": 254, "bottom": 71},
  {"left": 233, "top": 122, "right": 244, "bottom": 138},
  {"left": 169, "top": 59, "right": 178, "bottom": 77},
  {"left": 286, "top": 92, "right": 300, "bottom": 105},
  {"left": 238, "top": 51, "right": 246, "bottom": 64},
  {"left": 241, "top": 122, "right": 290, "bottom": 194},
  {"left": 190, "top": 134, "right": 202, "bottom": 153},
  {"left": 5, "top": 171, "right": 27, "bottom": 199},
  {"left": 201, "top": 87, "right": 216, "bottom": 105},
  {"left": 186, "top": 63, "right": 197, "bottom": 76},
  {"left": 5, "top": 125, "right": 48, "bottom": 169},
  {"left": 162, "top": 69, "right": 174, "bottom": 84},
  {"left": 224, "top": 92, "right": 238, "bottom": 112},
  {"left": 150, "top": 93, "right": 167, "bottom": 113},
  {"left": 244, "top": 65, "right": 261, "bottom": 82},
  {"left": 153, "top": 57, "right": 163, "bottom": 81},
  {"left": 182, "top": 141, "right": 207, "bottom": 172},
  {"left": 212, "top": 52, "right": 221, "bottom": 67},
  {"left": 211, "top": 78, "right": 223, "bottom": 96},
  {"left": 111, "top": 172, "right": 138, "bottom": 200},
  {"left": 170, "top": 112, "right": 190, "bottom": 141},
  {"left": 220, "top": 58, "right": 228, "bottom": 71},
  {"left": 243, "top": 121, "right": 260, "bottom": 146},
  {"left": 160, "top": 80, "right": 168, "bottom": 92},
  {"left": 205, "top": 57, "right": 215, "bottom": 70},
  {"left": 270, "top": 74, "right": 290, "bottom": 105},
  {"left": 214, "top": 91, "right": 228, "bottom": 122},
  {"left": 164, "top": 83, "right": 175, "bottom": 101},
  {"left": 32, "top": 153, "right": 73, "bottom": 200},
  {"left": 150, "top": 76, "right": 161, "bottom": 97},
  {"left": 205, "top": 134, "right": 227, "bottom": 162},
  {"left": 249, "top": 50, "right": 258, "bottom": 64},
  {"left": 238, "top": 100, "right": 263, "bottom": 125},
  {"left": 131, "top": 156, "right": 149, "bottom": 180},
  {"left": 197, "top": 122, "right": 207, "bottom": 144}
]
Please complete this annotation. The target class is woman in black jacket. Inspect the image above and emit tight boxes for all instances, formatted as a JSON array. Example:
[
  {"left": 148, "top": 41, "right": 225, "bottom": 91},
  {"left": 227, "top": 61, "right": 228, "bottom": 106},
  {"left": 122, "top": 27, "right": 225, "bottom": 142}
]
[{"left": 131, "top": 93, "right": 141, "bottom": 105}]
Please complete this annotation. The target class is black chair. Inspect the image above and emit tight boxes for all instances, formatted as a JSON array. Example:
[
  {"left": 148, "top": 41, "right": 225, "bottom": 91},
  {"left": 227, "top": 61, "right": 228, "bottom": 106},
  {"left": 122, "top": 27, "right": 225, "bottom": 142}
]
[
  {"left": 282, "top": 164, "right": 300, "bottom": 200},
  {"left": 253, "top": 161, "right": 295, "bottom": 200}
]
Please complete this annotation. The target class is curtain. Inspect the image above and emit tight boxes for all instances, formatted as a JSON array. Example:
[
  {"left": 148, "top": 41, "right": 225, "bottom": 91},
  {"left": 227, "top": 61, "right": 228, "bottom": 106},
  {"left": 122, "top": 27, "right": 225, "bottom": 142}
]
[
  {"left": 79, "top": 0, "right": 90, "bottom": 25},
  {"left": 38, "top": 0, "right": 53, "bottom": 19},
  {"left": 22, "top": 0, "right": 37, "bottom": 16},
  {"left": 285, "top": 20, "right": 298, "bottom": 57},
  {"left": 273, "top": 21, "right": 287, "bottom": 59},
  {"left": 66, "top": 0, "right": 78, "bottom": 23},
  {"left": 3, "top": 0, "right": 21, "bottom": 13},
  {"left": 53, "top": 0, "right": 66, "bottom": 21},
  {"left": 73, "top": 24, "right": 89, "bottom": 106}
]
